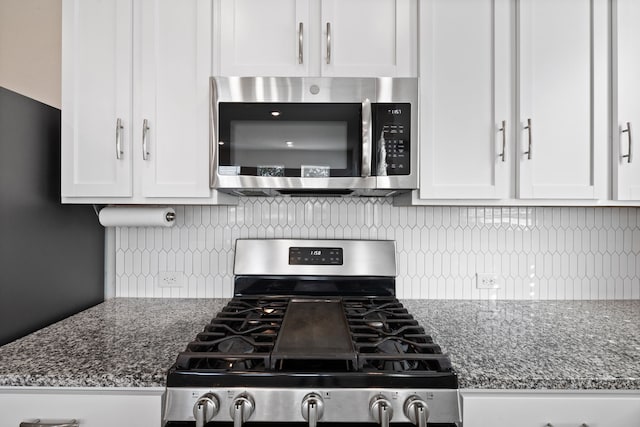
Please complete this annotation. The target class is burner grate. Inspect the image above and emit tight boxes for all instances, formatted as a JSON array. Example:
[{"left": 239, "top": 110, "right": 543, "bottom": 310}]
[
  {"left": 173, "top": 296, "right": 454, "bottom": 375},
  {"left": 344, "top": 297, "right": 454, "bottom": 374},
  {"left": 174, "top": 297, "right": 287, "bottom": 371}
]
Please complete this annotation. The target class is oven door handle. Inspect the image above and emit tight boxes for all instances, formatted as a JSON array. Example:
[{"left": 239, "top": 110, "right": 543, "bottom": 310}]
[{"left": 361, "top": 98, "right": 372, "bottom": 177}]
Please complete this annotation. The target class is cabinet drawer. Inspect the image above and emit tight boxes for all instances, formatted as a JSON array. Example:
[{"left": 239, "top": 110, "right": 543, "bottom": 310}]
[
  {"left": 462, "top": 391, "right": 640, "bottom": 427},
  {"left": 0, "top": 388, "right": 163, "bottom": 427}
]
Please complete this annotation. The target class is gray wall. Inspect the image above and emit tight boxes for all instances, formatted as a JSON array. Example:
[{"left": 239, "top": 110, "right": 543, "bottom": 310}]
[{"left": 0, "top": 86, "right": 103, "bottom": 346}]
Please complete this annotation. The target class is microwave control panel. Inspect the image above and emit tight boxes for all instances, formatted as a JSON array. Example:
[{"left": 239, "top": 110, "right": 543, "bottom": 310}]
[{"left": 372, "top": 103, "right": 411, "bottom": 176}]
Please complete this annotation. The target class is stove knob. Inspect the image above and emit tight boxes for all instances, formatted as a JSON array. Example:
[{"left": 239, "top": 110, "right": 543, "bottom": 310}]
[
  {"left": 230, "top": 393, "right": 255, "bottom": 427},
  {"left": 370, "top": 395, "right": 394, "bottom": 427},
  {"left": 403, "top": 395, "right": 430, "bottom": 427},
  {"left": 193, "top": 393, "right": 219, "bottom": 427},
  {"left": 301, "top": 393, "right": 324, "bottom": 427}
]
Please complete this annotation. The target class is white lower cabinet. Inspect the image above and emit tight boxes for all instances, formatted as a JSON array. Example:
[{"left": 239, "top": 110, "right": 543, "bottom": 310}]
[
  {"left": 462, "top": 390, "right": 640, "bottom": 427},
  {"left": 0, "top": 388, "right": 163, "bottom": 427}
]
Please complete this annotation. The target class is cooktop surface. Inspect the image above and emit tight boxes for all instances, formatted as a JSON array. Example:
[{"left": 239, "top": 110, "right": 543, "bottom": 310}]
[{"left": 168, "top": 296, "right": 457, "bottom": 389}]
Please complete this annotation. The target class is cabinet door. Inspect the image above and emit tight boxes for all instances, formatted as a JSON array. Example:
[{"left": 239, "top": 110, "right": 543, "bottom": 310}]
[
  {"left": 0, "top": 388, "right": 162, "bottom": 427},
  {"left": 216, "top": 0, "right": 310, "bottom": 76},
  {"left": 613, "top": 0, "right": 640, "bottom": 200},
  {"left": 61, "top": 0, "right": 133, "bottom": 198},
  {"left": 419, "top": 0, "right": 511, "bottom": 199},
  {"left": 136, "top": 0, "right": 212, "bottom": 198},
  {"left": 462, "top": 391, "right": 640, "bottom": 427},
  {"left": 321, "top": 0, "right": 416, "bottom": 77},
  {"left": 518, "top": 0, "right": 607, "bottom": 199}
]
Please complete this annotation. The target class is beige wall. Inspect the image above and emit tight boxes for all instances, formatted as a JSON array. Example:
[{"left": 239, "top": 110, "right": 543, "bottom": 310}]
[{"left": 0, "top": 0, "right": 61, "bottom": 109}]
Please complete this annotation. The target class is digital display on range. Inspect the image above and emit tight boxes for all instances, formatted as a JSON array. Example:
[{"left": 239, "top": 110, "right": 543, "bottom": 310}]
[{"left": 289, "top": 247, "right": 343, "bottom": 265}]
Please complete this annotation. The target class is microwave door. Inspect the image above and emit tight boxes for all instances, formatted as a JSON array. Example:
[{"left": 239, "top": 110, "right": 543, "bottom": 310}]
[{"left": 216, "top": 103, "right": 363, "bottom": 182}]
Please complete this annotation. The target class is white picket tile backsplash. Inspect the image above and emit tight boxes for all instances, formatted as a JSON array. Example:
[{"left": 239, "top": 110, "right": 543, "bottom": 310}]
[{"left": 114, "top": 199, "right": 640, "bottom": 299}]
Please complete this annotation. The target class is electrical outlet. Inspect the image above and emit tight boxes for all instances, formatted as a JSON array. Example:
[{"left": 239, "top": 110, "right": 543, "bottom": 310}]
[
  {"left": 158, "top": 271, "right": 185, "bottom": 288},
  {"left": 476, "top": 273, "right": 500, "bottom": 289}
]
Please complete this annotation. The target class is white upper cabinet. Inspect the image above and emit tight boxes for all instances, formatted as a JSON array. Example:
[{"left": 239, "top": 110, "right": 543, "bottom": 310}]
[
  {"left": 61, "top": 0, "right": 133, "bottom": 198},
  {"left": 613, "top": 0, "right": 640, "bottom": 200},
  {"left": 62, "top": 0, "right": 231, "bottom": 204},
  {"left": 416, "top": 0, "right": 608, "bottom": 202},
  {"left": 320, "top": 0, "right": 416, "bottom": 77},
  {"left": 136, "top": 0, "right": 212, "bottom": 198},
  {"left": 419, "top": 0, "right": 512, "bottom": 199},
  {"left": 517, "top": 0, "right": 607, "bottom": 200},
  {"left": 218, "top": 0, "right": 310, "bottom": 76},
  {"left": 214, "top": 0, "right": 417, "bottom": 77}
]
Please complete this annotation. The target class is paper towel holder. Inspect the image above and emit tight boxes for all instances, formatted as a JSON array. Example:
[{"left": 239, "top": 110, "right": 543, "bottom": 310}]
[{"left": 97, "top": 206, "right": 177, "bottom": 227}]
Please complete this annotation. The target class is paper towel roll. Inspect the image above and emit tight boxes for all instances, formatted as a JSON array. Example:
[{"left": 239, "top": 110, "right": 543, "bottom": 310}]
[{"left": 98, "top": 207, "right": 176, "bottom": 227}]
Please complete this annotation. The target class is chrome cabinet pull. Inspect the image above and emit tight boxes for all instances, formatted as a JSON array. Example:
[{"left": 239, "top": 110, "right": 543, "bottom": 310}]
[
  {"left": 298, "top": 22, "right": 303, "bottom": 64},
  {"left": 142, "top": 118, "right": 150, "bottom": 160},
  {"left": 622, "top": 122, "right": 632, "bottom": 163},
  {"left": 544, "top": 423, "right": 588, "bottom": 427},
  {"left": 326, "top": 22, "right": 331, "bottom": 64},
  {"left": 20, "top": 420, "right": 79, "bottom": 427},
  {"left": 523, "top": 118, "right": 532, "bottom": 159},
  {"left": 115, "top": 118, "right": 123, "bottom": 160},
  {"left": 499, "top": 120, "right": 506, "bottom": 162}
]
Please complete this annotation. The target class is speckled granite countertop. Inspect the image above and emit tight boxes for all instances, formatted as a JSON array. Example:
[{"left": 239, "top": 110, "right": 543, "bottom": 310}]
[
  {"left": 0, "top": 299, "right": 228, "bottom": 387},
  {"left": 401, "top": 300, "right": 640, "bottom": 390},
  {"left": 0, "top": 298, "right": 638, "bottom": 390}
]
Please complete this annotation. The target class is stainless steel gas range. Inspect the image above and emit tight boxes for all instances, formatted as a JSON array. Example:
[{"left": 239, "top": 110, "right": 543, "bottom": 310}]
[{"left": 163, "top": 239, "right": 460, "bottom": 427}]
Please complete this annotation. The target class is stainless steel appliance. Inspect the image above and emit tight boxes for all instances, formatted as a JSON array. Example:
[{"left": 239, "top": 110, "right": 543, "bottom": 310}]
[
  {"left": 162, "top": 239, "right": 460, "bottom": 427},
  {"left": 210, "top": 77, "right": 418, "bottom": 196}
]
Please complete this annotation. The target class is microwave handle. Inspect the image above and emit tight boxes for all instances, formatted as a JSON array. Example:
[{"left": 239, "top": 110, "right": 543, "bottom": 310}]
[
  {"left": 210, "top": 78, "right": 219, "bottom": 187},
  {"left": 361, "top": 99, "right": 372, "bottom": 177}
]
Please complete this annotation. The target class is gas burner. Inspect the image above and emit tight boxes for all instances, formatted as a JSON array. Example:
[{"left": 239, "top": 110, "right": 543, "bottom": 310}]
[
  {"left": 205, "top": 321, "right": 279, "bottom": 337},
  {"left": 363, "top": 311, "right": 387, "bottom": 329},
  {"left": 176, "top": 353, "right": 269, "bottom": 371},
  {"left": 366, "top": 339, "right": 418, "bottom": 371},
  {"left": 356, "top": 336, "right": 441, "bottom": 356},
  {"left": 217, "top": 336, "right": 256, "bottom": 354},
  {"left": 220, "top": 299, "right": 288, "bottom": 318}
]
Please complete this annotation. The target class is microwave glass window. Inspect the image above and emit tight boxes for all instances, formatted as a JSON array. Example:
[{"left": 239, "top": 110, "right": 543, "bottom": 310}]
[
  {"left": 230, "top": 121, "right": 348, "bottom": 170},
  {"left": 218, "top": 103, "right": 361, "bottom": 177}
]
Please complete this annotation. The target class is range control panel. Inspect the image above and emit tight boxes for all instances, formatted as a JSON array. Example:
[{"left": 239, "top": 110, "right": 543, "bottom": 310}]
[
  {"left": 289, "top": 247, "right": 343, "bottom": 265},
  {"left": 372, "top": 103, "right": 411, "bottom": 176}
]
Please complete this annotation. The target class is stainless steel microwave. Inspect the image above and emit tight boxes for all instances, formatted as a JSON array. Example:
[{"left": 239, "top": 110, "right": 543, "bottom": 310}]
[{"left": 210, "top": 77, "right": 418, "bottom": 196}]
